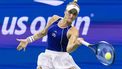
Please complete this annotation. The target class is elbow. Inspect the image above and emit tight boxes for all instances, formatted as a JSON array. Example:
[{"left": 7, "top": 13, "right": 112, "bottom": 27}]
[
  {"left": 66, "top": 47, "right": 73, "bottom": 53},
  {"left": 67, "top": 45, "right": 79, "bottom": 53},
  {"left": 67, "top": 49, "right": 71, "bottom": 53}
]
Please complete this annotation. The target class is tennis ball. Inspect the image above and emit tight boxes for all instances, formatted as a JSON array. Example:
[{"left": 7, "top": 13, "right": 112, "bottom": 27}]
[{"left": 105, "top": 52, "right": 111, "bottom": 60}]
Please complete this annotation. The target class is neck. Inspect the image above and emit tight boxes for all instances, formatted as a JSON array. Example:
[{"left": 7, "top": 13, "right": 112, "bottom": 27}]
[{"left": 59, "top": 18, "right": 71, "bottom": 27}]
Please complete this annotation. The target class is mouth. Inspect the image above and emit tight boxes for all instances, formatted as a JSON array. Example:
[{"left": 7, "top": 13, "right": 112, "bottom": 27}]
[
  {"left": 69, "top": 18, "right": 74, "bottom": 20},
  {"left": 67, "top": 18, "right": 74, "bottom": 22}
]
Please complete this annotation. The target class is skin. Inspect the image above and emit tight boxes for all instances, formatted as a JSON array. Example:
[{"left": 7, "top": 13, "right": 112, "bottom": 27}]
[{"left": 17, "top": 9, "right": 84, "bottom": 69}]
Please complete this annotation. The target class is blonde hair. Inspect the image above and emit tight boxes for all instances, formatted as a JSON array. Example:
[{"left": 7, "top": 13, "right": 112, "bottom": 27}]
[
  {"left": 66, "top": 1, "right": 80, "bottom": 13},
  {"left": 67, "top": 1, "right": 80, "bottom": 9}
]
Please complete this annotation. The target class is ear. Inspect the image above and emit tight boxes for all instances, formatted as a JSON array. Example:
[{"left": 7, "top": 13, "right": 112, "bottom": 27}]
[
  {"left": 65, "top": 10, "right": 69, "bottom": 15},
  {"left": 64, "top": 10, "right": 67, "bottom": 15}
]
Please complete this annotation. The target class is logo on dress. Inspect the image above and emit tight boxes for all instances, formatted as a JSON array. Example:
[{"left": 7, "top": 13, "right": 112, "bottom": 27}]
[{"left": 52, "top": 31, "right": 57, "bottom": 37}]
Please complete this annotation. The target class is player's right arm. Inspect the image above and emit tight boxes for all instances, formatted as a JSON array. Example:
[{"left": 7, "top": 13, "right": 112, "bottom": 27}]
[{"left": 17, "top": 15, "right": 60, "bottom": 51}]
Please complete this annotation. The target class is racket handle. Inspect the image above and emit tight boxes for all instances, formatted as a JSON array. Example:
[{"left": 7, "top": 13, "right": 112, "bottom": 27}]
[{"left": 80, "top": 40, "right": 90, "bottom": 47}]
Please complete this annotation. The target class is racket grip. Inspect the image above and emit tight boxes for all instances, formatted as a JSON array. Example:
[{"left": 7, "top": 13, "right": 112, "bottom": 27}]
[{"left": 81, "top": 40, "right": 90, "bottom": 47}]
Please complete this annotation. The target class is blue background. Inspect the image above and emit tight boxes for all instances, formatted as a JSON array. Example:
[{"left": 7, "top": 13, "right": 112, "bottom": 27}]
[{"left": 0, "top": 0, "right": 122, "bottom": 69}]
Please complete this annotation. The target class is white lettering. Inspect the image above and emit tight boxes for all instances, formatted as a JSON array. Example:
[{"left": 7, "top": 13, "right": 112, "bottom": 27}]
[
  {"left": 1, "top": 16, "right": 91, "bottom": 38},
  {"left": 75, "top": 16, "right": 90, "bottom": 35},
  {"left": 2, "top": 17, "right": 17, "bottom": 35},
  {"left": 30, "top": 17, "right": 46, "bottom": 34},
  {"left": 15, "top": 16, "right": 28, "bottom": 35},
  {"left": 42, "top": 17, "right": 51, "bottom": 42}
]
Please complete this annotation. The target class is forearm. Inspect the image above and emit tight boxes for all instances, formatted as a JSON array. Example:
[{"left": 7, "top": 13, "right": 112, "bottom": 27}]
[
  {"left": 67, "top": 42, "right": 79, "bottom": 53},
  {"left": 77, "top": 38, "right": 91, "bottom": 47},
  {"left": 33, "top": 30, "right": 46, "bottom": 40},
  {"left": 27, "top": 15, "right": 59, "bottom": 43},
  {"left": 66, "top": 26, "right": 79, "bottom": 53},
  {"left": 67, "top": 38, "right": 91, "bottom": 53},
  {"left": 27, "top": 29, "right": 46, "bottom": 43},
  {"left": 67, "top": 39, "right": 80, "bottom": 53}
]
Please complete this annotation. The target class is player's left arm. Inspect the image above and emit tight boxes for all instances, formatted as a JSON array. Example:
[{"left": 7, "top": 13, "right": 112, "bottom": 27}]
[{"left": 67, "top": 26, "right": 83, "bottom": 53}]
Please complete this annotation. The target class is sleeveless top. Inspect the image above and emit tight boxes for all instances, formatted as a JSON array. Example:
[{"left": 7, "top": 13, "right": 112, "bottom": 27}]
[{"left": 47, "top": 18, "right": 72, "bottom": 52}]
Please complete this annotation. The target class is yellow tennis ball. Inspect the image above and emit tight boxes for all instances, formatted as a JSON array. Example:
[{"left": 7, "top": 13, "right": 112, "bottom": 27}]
[{"left": 105, "top": 52, "right": 112, "bottom": 60}]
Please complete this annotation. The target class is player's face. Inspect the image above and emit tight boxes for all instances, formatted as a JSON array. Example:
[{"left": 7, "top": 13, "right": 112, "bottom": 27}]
[{"left": 64, "top": 9, "right": 78, "bottom": 24}]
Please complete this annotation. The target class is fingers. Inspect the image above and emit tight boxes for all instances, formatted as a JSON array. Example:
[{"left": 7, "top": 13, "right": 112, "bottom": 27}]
[
  {"left": 17, "top": 45, "right": 26, "bottom": 51},
  {"left": 17, "top": 45, "right": 23, "bottom": 51},
  {"left": 77, "top": 38, "right": 82, "bottom": 45},
  {"left": 16, "top": 39, "right": 28, "bottom": 51},
  {"left": 77, "top": 38, "right": 84, "bottom": 42},
  {"left": 17, "top": 42, "right": 27, "bottom": 51},
  {"left": 17, "top": 42, "right": 24, "bottom": 51},
  {"left": 76, "top": 40, "right": 82, "bottom": 45}
]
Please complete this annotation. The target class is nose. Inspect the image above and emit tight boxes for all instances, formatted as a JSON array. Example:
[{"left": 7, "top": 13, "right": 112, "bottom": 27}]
[{"left": 70, "top": 14, "right": 74, "bottom": 18}]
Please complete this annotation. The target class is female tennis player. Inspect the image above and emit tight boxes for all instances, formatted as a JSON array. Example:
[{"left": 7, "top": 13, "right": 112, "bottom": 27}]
[{"left": 16, "top": 0, "right": 88, "bottom": 69}]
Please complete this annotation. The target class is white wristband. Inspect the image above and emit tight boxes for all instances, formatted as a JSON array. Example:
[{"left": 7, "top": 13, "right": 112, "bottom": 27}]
[{"left": 27, "top": 36, "right": 34, "bottom": 43}]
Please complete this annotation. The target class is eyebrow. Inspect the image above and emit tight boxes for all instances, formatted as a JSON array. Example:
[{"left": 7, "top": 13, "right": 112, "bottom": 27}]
[{"left": 68, "top": 9, "right": 78, "bottom": 15}]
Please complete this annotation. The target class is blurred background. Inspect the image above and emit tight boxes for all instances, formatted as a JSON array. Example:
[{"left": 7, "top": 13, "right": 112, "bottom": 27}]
[{"left": 0, "top": 0, "right": 122, "bottom": 69}]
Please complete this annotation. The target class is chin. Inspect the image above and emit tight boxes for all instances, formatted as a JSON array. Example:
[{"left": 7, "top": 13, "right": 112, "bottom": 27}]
[{"left": 67, "top": 19, "right": 73, "bottom": 23}]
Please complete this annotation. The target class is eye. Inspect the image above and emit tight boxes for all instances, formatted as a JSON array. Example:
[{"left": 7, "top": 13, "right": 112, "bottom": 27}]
[{"left": 68, "top": 9, "right": 78, "bottom": 16}]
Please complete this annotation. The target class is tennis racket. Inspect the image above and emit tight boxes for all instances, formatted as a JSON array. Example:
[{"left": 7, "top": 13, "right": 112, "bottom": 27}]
[{"left": 89, "top": 41, "right": 115, "bottom": 66}]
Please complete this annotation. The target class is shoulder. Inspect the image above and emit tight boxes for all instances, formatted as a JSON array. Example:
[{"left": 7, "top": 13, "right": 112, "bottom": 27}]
[
  {"left": 70, "top": 26, "right": 78, "bottom": 33},
  {"left": 68, "top": 26, "right": 79, "bottom": 37},
  {"left": 45, "top": 15, "right": 61, "bottom": 29},
  {"left": 51, "top": 15, "right": 61, "bottom": 21}
]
